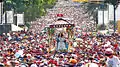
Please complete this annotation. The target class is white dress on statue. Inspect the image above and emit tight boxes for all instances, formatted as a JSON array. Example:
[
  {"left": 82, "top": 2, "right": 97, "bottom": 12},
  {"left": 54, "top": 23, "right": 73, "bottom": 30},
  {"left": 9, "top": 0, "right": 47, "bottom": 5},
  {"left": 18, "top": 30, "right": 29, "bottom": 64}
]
[{"left": 57, "top": 37, "right": 66, "bottom": 50}]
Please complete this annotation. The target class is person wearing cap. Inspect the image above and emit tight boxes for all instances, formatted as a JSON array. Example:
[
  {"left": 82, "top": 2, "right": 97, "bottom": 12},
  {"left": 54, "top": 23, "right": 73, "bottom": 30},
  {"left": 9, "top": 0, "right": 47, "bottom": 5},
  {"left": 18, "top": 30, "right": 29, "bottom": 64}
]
[{"left": 105, "top": 48, "right": 120, "bottom": 67}]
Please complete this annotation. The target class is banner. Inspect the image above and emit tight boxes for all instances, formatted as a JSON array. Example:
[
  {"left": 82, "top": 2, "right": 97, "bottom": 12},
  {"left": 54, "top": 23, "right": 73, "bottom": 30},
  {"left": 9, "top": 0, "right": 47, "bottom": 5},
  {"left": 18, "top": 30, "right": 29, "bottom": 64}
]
[
  {"left": 17, "top": 14, "right": 24, "bottom": 25},
  {"left": 6, "top": 11, "right": 14, "bottom": 24},
  {"left": 117, "top": 20, "right": 120, "bottom": 33},
  {"left": 98, "top": 10, "right": 108, "bottom": 25},
  {"left": 116, "top": 5, "right": 120, "bottom": 21},
  {"left": 98, "top": 11, "right": 103, "bottom": 25},
  {"left": 50, "top": 24, "right": 75, "bottom": 28},
  {"left": 108, "top": 5, "right": 114, "bottom": 21}
]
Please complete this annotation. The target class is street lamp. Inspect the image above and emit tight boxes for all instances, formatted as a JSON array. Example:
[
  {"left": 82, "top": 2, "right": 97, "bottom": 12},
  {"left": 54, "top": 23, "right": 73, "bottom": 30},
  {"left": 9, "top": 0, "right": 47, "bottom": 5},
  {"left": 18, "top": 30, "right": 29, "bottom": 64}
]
[{"left": 96, "top": 7, "right": 98, "bottom": 32}]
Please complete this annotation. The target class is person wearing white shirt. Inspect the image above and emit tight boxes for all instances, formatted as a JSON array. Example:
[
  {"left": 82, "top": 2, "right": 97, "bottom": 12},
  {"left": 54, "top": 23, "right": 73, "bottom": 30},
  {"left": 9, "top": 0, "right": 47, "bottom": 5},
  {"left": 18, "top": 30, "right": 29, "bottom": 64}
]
[
  {"left": 30, "top": 63, "right": 38, "bottom": 67},
  {"left": 105, "top": 48, "right": 120, "bottom": 67}
]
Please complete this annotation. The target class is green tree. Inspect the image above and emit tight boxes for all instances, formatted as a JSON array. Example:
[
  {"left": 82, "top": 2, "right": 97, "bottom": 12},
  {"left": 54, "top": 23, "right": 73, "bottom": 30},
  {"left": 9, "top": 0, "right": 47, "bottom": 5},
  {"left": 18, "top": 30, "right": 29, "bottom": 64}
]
[
  {"left": 3, "top": 0, "right": 57, "bottom": 22},
  {"left": 104, "top": 0, "right": 120, "bottom": 32}
]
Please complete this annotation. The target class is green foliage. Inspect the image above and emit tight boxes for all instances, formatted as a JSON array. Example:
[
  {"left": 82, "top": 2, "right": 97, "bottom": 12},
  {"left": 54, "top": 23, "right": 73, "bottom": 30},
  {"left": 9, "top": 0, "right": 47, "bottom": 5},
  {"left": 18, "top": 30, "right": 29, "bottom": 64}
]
[
  {"left": 104, "top": 0, "right": 120, "bottom": 9},
  {"left": 25, "top": 22, "right": 31, "bottom": 28},
  {"left": 48, "top": 28, "right": 55, "bottom": 36},
  {"left": 3, "top": 0, "right": 57, "bottom": 22}
]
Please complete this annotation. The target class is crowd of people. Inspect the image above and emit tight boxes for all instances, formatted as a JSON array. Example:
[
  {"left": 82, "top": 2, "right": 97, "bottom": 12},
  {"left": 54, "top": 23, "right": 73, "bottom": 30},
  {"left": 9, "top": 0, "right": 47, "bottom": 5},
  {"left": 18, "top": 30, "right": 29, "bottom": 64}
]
[
  {"left": 0, "top": 29, "right": 120, "bottom": 67},
  {"left": 0, "top": 0, "right": 119, "bottom": 67},
  {"left": 30, "top": 0, "right": 96, "bottom": 33}
]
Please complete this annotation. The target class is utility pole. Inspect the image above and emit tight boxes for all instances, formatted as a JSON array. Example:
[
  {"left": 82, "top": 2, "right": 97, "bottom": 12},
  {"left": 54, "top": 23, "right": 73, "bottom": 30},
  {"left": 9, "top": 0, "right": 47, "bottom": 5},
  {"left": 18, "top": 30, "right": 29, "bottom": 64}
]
[
  {"left": 0, "top": 0, "right": 3, "bottom": 24},
  {"left": 113, "top": 5, "right": 116, "bottom": 33},
  {"left": 102, "top": 1, "right": 105, "bottom": 30}
]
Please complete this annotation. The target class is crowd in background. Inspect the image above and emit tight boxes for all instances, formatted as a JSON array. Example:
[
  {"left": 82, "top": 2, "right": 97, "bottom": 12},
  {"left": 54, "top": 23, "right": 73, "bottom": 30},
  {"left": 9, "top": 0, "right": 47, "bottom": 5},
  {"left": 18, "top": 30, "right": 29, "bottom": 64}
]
[{"left": 0, "top": 29, "right": 120, "bottom": 67}]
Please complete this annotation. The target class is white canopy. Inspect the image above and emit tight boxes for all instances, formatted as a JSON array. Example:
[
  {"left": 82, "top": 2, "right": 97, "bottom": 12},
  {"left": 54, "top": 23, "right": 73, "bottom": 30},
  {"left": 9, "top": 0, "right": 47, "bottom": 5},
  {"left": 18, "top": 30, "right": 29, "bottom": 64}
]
[{"left": 53, "top": 20, "right": 69, "bottom": 25}]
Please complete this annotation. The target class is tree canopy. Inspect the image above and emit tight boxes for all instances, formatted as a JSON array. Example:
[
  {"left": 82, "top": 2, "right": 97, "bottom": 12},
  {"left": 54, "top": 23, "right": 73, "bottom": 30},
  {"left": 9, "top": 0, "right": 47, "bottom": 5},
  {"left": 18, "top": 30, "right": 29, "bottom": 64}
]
[
  {"left": 3, "top": 0, "right": 57, "bottom": 22},
  {"left": 105, "top": 0, "right": 120, "bottom": 9}
]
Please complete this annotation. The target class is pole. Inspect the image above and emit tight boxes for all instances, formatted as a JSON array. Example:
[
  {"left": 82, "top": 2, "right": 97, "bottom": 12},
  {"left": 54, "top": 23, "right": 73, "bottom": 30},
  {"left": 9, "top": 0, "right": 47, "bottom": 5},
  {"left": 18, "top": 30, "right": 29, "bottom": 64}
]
[
  {"left": 0, "top": 2, "right": 2, "bottom": 24},
  {"left": 5, "top": 12, "right": 7, "bottom": 34},
  {"left": 96, "top": 8, "right": 98, "bottom": 32},
  {"left": 113, "top": 5, "right": 116, "bottom": 33},
  {"left": 108, "top": 4, "right": 110, "bottom": 33},
  {"left": 102, "top": 2, "right": 105, "bottom": 30}
]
